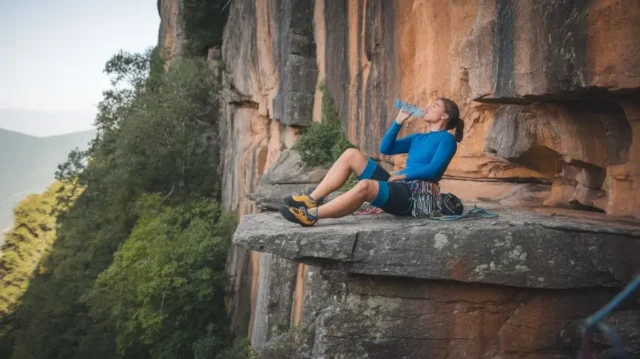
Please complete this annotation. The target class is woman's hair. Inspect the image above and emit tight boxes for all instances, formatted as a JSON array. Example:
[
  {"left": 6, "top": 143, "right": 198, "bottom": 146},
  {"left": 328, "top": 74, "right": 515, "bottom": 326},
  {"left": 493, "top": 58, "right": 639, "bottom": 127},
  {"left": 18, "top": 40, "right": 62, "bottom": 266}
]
[{"left": 438, "top": 98, "right": 464, "bottom": 142}]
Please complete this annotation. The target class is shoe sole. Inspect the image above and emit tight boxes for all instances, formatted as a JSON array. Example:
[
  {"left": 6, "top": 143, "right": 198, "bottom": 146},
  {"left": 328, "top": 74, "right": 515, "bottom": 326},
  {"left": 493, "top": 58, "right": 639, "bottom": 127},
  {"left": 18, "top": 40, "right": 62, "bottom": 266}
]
[{"left": 278, "top": 205, "right": 315, "bottom": 227}]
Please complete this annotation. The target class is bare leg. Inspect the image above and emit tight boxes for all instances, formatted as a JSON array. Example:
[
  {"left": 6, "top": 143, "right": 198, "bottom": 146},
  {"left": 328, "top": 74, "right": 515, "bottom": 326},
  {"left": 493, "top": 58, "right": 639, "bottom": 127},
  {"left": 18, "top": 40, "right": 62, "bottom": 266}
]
[
  {"left": 315, "top": 180, "right": 379, "bottom": 218},
  {"left": 309, "top": 148, "right": 369, "bottom": 200}
]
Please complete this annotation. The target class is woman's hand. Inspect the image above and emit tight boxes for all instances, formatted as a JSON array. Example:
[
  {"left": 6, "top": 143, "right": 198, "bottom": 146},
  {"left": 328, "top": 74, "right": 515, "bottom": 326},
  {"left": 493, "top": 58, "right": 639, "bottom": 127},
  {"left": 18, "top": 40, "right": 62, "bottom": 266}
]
[
  {"left": 388, "top": 174, "right": 407, "bottom": 182},
  {"left": 394, "top": 110, "right": 411, "bottom": 125}
]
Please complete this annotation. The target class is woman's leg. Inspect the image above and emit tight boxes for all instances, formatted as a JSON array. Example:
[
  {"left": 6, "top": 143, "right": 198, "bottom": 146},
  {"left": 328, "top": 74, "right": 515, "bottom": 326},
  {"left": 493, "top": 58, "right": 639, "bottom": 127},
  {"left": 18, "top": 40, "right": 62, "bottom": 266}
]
[
  {"left": 309, "top": 148, "right": 369, "bottom": 200},
  {"left": 315, "top": 179, "right": 379, "bottom": 218},
  {"left": 280, "top": 179, "right": 383, "bottom": 226}
]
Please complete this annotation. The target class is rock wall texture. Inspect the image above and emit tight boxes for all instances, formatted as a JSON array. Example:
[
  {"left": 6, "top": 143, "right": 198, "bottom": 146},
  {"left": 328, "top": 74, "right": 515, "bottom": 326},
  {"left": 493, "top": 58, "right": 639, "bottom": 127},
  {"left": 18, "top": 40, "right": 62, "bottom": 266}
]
[
  {"left": 234, "top": 210, "right": 640, "bottom": 358},
  {"left": 235, "top": 211, "right": 640, "bottom": 290},
  {"left": 304, "top": 272, "right": 616, "bottom": 359},
  {"left": 157, "top": 0, "right": 184, "bottom": 64},
  {"left": 206, "top": 0, "right": 640, "bottom": 220},
  {"left": 157, "top": 0, "right": 640, "bottom": 357}
]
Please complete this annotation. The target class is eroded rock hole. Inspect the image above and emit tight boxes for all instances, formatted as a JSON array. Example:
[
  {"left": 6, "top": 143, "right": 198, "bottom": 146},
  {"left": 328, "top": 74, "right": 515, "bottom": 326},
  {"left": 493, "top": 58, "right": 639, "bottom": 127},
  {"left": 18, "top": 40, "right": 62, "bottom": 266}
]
[{"left": 484, "top": 99, "right": 631, "bottom": 212}]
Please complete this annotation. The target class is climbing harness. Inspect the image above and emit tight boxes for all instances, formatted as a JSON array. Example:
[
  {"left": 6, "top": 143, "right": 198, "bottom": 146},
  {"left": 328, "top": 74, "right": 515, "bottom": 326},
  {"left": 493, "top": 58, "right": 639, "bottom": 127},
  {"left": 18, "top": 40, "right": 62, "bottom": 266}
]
[{"left": 407, "top": 180, "right": 442, "bottom": 218}]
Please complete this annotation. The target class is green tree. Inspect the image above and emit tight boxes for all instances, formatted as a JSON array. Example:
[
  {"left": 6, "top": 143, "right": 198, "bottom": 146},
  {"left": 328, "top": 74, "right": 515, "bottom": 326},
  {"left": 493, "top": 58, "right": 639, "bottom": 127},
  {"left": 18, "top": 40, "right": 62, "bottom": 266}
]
[
  {"left": 0, "top": 182, "right": 83, "bottom": 356},
  {"left": 6, "top": 50, "right": 230, "bottom": 359},
  {"left": 0, "top": 2, "right": 238, "bottom": 357},
  {"left": 83, "top": 196, "right": 236, "bottom": 358}
]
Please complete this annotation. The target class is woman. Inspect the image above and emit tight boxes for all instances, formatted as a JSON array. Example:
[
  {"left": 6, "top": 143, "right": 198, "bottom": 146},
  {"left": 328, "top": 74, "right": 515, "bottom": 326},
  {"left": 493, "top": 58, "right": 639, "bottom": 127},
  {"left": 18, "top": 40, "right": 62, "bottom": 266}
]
[{"left": 279, "top": 97, "right": 464, "bottom": 226}]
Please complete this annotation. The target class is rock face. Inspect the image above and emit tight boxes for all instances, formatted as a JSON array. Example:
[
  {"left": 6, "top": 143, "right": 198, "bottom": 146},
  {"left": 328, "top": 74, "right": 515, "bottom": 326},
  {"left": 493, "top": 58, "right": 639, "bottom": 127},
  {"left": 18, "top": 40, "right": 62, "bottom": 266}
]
[
  {"left": 250, "top": 253, "right": 297, "bottom": 349},
  {"left": 271, "top": 0, "right": 318, "bottom": 127},
  {"left": 234, "top": 210, "right": 640, "bottom": 289},
  {"left": 154, "top": 0, "right": 640, "bottom": 357},
  {"left": 484, "top": 102, "right": 634, "bottom": 209},
  {"left": 157, "top": 0, "right": 184, "bottom": 64},
  {"left": 308, "top": 274, "right": 616, "bottom": 359},
  {"left": 207, "top": 0, "right": 640, "bottom": 221},
  {"left": 233, "top": 210, "right": 640, "bottom": 358}
]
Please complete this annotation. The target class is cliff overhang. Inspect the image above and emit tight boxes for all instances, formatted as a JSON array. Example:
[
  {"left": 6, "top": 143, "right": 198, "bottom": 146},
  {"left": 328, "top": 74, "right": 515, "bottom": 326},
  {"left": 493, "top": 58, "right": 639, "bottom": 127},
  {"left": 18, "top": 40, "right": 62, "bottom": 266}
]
[{"left": 233, "top": 208, "right": 640, "bottom": 290}]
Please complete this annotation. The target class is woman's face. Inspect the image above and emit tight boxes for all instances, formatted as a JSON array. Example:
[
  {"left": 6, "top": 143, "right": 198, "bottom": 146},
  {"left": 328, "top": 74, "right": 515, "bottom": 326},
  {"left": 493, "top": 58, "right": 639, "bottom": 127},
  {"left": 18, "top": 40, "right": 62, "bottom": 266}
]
[{"left": 423, "top": 99, "right": 448, "bottom": 123}]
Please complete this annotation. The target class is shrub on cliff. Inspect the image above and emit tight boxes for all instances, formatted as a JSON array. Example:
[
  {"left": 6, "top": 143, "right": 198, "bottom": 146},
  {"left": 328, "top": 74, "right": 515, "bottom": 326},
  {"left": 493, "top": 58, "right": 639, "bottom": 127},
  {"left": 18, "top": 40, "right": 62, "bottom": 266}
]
[{"left": 293, "top": 84, "right": 355, "bottom": 167}]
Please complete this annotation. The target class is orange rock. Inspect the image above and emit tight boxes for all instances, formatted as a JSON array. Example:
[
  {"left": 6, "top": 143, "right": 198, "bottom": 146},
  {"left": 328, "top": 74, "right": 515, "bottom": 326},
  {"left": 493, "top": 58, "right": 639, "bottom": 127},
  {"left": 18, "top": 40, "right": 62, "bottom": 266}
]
[
  {"left": 159, "top": 1, "right": 640, "bottom": 351},
  {"left": 157, "top": 0, "right": 183, "bottom": 66}
]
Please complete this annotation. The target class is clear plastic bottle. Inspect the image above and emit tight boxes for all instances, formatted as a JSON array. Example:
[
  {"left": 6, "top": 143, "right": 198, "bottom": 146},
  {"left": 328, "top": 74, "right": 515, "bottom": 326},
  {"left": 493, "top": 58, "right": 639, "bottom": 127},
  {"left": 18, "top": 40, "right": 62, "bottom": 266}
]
[{"left": 395, "top": 100, "right": 425, "bottom": 118}]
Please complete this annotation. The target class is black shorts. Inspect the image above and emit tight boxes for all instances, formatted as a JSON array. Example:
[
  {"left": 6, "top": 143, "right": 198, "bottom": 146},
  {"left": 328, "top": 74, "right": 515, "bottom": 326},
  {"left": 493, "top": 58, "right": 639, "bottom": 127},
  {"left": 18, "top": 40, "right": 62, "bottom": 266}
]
[{"left": 364, "top": 161, "right": 414, "bottom": 217}]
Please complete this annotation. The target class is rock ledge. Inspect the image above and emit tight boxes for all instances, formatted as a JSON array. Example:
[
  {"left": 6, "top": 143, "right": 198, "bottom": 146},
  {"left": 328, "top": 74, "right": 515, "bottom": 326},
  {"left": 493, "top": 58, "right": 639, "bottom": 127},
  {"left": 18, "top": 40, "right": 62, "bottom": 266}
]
[{"left": 233, "top": 209, "right": 640, "bottom": 289}]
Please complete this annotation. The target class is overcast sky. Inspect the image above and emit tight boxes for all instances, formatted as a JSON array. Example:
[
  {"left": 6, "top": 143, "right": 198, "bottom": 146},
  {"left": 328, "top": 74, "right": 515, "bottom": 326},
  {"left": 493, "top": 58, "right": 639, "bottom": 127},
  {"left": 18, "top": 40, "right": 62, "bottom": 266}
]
[{"left": 0, "top": 0, "right": 160, "bottom": 136}]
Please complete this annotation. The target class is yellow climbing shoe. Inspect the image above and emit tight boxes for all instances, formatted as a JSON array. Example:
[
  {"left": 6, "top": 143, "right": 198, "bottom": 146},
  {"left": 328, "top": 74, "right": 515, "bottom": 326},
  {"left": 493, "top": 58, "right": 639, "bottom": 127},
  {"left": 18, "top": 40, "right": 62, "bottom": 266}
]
[
  {"left": 279, "top": 205, "right": 317, "bottom": 227},
  {"left": 284, "top": 193, "right": 322, "bottom": 209}
]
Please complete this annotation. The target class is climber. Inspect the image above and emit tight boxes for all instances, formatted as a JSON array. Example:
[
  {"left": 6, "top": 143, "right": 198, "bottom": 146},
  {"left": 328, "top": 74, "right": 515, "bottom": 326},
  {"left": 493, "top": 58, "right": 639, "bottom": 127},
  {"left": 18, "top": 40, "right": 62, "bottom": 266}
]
[{"left": 279, "top": 98, "right": 464, "bottom": 226}]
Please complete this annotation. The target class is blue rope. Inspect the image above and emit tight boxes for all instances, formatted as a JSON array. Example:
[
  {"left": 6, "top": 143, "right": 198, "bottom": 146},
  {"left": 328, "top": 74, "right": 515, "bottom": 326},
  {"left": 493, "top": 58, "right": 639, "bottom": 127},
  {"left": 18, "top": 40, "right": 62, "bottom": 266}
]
[
  {"left": 429, "top": 206, "right": 499, "bottom": 221},
  {"left": 426, "top": 201, "right": 638, "bottom": 357},
  {"left": 584, "top": 275, "right": 640, "bottom": 330},
  {"left": 580, "top": 274, "right": 640, "bottom": 358},
  {"left": 595, "top": 322, "right": 632, "bottom": 359},
  {"left": 585, "top": 275, "right": 640, "bottom": 330}
]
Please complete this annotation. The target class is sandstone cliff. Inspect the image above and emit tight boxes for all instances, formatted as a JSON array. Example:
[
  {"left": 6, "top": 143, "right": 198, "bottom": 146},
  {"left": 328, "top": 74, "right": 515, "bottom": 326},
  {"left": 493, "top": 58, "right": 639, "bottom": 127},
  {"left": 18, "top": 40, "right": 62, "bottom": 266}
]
[
  {"left": 196, "top": 0, "right": 640, "bottom": 219},
  {"left": 158, "top": 0, "right": 640, "bottom": 357}
]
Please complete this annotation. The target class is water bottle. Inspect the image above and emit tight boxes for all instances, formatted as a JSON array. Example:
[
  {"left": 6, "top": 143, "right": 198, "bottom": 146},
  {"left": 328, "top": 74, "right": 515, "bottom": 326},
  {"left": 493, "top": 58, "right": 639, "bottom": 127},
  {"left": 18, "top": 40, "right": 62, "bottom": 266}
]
[{"left": 395, "top": 100, "right": 425, "bottom": 118}]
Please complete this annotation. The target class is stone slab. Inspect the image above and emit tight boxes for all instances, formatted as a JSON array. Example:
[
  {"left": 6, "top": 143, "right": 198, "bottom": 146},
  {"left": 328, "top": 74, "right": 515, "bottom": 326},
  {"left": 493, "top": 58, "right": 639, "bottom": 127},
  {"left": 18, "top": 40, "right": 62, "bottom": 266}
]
[{"left": 233, "top": 209, "right": 640, "bottom": 289}]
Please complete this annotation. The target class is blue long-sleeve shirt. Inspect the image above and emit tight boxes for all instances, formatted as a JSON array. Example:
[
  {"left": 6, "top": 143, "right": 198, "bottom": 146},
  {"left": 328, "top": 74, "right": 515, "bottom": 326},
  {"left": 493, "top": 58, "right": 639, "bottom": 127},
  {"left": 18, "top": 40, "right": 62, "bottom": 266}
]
[{"left": 379, "top": 121, "right": 457, "bottom": 182}]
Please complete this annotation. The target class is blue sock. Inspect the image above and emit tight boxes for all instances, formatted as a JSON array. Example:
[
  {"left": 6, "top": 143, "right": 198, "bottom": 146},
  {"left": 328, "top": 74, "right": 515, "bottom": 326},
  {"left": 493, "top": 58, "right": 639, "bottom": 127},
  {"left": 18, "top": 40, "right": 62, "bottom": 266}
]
[
  {"left": 304, "top": 208, "right": 318, "bottom": 220},
  {"left": 305, "top": 188, "right": 323, "bottom": 202}
]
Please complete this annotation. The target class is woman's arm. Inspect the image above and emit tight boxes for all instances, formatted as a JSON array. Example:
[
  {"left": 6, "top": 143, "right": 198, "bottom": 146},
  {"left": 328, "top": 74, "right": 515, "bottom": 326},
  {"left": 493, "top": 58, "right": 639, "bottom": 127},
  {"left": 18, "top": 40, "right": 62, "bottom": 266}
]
[
  {"left": 404, "top": 134, "right": 457, "bottom": 181},
  {"left": 379, "top": 111, "right": 414, "bottom": 155}
]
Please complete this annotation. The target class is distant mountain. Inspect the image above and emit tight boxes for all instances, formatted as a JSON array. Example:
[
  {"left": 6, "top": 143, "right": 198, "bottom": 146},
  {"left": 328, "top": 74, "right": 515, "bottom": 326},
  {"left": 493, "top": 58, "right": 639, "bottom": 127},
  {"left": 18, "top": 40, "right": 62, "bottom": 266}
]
[
  {"left": 0, "top": 128, "right": 97, "bottom": 238},
  {"left": 0, "top": 109, "right": 96, "bottom": 137}
]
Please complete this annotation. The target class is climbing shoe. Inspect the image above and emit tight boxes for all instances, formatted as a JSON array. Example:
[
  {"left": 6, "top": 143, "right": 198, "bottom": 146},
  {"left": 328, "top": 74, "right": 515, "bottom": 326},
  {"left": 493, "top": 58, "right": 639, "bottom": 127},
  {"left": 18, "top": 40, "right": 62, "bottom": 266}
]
[
  {"left": 279, "top": 205, "right": 317, "bottom": 227},
  {"left": 283, "top": 193, "right": 323, "bottom": 209}
]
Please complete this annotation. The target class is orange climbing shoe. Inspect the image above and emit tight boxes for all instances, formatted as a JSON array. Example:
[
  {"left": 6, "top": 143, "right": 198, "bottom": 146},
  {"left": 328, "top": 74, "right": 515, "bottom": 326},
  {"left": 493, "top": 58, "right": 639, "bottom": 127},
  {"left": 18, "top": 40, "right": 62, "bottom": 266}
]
[
  {"left": 284, "top": 193, "right": 323, "bottom": 209},
  {"left": 279, "top": 205, "right": 317, "bottom": 227}
]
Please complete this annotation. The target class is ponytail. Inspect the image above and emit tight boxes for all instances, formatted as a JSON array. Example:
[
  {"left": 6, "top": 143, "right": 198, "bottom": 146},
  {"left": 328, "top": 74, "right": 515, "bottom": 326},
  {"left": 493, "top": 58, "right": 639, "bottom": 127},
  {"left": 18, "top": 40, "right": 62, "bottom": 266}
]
[
  {"left": 439, "top": 97, "right": 464, "bottom": 143},
  {"left": 450, "top": 118, "right": 464, "bottom": 142}
]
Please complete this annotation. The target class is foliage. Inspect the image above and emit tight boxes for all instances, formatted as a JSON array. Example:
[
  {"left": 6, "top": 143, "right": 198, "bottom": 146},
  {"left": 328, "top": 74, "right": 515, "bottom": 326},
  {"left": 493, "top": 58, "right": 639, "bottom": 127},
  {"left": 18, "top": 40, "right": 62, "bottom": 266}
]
[
  {"left": 213, "top": 336, "right": 257, "bottom": 359},
  {"left": 2, "top": 49, "right": 233, "bottom": 359},
  {"left": 182, "top": 0, "right": 230, "bottom": 57},
  {"left": 0, "top": 182, "right": 83, "bottom": 355},
  {"left": 0, "top": 182, "right": 82, "bottom": 316},
  {"left": 93, "top": 48, "right": 158, "bottom": 136},
  {"left": 293, "top": 84, "right": 356, "bottom": 167},
  {"left": 83, "top": 196, "right": 236, "bottom": 358}
]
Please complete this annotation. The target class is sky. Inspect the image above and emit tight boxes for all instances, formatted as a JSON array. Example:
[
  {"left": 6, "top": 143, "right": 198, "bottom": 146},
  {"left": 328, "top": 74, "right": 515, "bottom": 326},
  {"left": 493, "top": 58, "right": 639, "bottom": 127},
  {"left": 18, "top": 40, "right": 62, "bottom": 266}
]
[{"left": 0, "top": 0, "right": 160, "bottom": 136}]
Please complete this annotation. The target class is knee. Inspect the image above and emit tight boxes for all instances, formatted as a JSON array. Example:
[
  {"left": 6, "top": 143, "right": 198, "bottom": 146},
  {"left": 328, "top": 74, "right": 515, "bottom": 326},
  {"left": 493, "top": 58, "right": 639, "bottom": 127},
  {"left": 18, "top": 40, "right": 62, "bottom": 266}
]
[
  {"left": 340, "top": 148, "right": 361, "bottom": 161},
  {"left": 354, "top": 179, "right": 376, "bottom": 198}
]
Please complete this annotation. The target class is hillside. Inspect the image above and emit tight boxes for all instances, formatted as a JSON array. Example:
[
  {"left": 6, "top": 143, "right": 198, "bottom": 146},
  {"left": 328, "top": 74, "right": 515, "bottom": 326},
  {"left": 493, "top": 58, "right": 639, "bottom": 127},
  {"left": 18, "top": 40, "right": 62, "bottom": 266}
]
[
  {"left": 0, "top": 109, "right": 95, "bottom": 137},
  {"left": 0, "top": 128, "right": 96, "bottom": 235}
]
